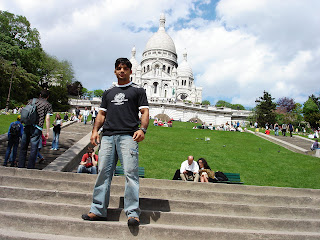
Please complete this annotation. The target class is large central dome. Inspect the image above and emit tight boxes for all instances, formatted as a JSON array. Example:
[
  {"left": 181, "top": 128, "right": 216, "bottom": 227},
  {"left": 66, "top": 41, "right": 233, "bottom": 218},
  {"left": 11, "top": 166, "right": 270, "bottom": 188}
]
[{"left": 144, "top": 13, "right": 176, "bottom": 54}]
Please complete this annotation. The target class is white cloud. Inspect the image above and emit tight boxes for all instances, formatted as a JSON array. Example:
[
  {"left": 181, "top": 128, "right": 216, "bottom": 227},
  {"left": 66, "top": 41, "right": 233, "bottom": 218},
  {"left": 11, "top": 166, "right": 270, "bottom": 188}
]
[{"left": 1, "top": 0, "right": 319, "bottom": 107}]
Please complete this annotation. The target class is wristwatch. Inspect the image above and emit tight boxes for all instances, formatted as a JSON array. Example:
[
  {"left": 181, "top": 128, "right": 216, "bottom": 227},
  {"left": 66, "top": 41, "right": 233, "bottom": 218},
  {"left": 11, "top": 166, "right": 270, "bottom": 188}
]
[{"left": 139, "top": 127, "right": 147, "bottom": 134}]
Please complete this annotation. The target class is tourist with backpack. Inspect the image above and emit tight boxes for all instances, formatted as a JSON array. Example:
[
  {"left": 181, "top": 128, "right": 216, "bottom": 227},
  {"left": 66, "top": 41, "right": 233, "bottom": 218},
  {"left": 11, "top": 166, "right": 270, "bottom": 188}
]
[
  {"left": 51, "top": 113, "right": 62, "bottom": 150},
  {"left": 3, "top": 115, "right": 24, "bottom": 167},
  {"left": 18, "top": 89, "right": 53, "bottom": 169}
]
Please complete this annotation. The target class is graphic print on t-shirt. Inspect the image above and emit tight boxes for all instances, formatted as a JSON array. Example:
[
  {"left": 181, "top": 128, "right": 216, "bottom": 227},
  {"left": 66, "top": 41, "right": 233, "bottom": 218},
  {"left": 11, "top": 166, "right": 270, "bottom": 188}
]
[{"left": 111, "top": 93, "right": 128, "bottom": 105}]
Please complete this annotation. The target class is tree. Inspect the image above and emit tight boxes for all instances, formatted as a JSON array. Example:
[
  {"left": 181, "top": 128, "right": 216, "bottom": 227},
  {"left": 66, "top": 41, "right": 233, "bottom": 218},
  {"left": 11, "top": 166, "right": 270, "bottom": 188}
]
[
  {"left": 201, "top": 100, "right": 210, "bottom": 105},
  {"left": 277, "top": 97, "right": 296, "bottom": 113},
  {"left": 49, "top": 85, "right": 70, "bottom": 112},
  {"left": 215, "top": 100, "right": 232, "bottom": 108},
  {"left": 67, "top": 81, "right": 83, "bottom": 97},
  {"left": 303, "top": 96, "right": 320, "bottom": 129},
  {"left": 255, "top": 91, "right": 277, "bottom": 127},
  {"left": 215, "top": 100, "right": 245, "bottom": 110},
  {"left": 94, "top": 89, "right": 104, "bottom": 98}
]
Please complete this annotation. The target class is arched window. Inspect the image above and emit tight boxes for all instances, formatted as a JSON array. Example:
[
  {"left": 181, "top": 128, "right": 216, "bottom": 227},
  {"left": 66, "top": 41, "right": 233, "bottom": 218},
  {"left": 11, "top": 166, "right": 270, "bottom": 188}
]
[
  {"left": 143, "top": 66, "right": 146, "bottom": 72},
  {"left": 147, "top": 65, "right": 150, "bottom": 71},
  {"left": 163, "top": 65, "right": 166, "bottom": 71},
  {"left": 153, "top": 82, "right": 158, "bottom": 94},
  {"left": 167, "top": 67, "right": 170, "bottom": 73},
  {"left": 164, "top": 90, "right": 167, "bottom": 98}
]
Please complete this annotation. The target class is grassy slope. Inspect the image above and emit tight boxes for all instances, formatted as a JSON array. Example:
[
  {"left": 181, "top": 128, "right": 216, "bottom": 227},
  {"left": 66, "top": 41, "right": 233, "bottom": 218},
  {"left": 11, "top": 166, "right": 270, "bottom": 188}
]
[{"left": 139, "top": 121, "right": 320, "bottom": 189}]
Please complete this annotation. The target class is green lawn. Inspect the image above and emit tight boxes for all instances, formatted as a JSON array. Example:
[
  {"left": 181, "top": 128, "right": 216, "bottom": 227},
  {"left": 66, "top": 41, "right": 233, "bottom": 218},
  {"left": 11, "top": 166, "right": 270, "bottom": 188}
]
[
  {"left": 1, "top": 115, "right": 319, "bottom": 189},
  {"left": 139, "top": 121, "right": 320, "bottom": 189}
]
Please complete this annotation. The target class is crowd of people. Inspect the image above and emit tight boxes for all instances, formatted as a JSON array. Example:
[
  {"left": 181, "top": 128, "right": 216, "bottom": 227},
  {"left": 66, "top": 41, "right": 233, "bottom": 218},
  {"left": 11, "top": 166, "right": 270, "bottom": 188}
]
[{"left": 153, "top": 118, "right": 173, "bottom": 127}]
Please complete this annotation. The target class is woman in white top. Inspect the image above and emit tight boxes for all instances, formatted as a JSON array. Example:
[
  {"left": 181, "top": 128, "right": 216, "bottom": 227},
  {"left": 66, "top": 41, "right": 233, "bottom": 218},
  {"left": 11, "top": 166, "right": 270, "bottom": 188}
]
[{"left": 51, "top": 113, "right": 63, "bottom": 150}]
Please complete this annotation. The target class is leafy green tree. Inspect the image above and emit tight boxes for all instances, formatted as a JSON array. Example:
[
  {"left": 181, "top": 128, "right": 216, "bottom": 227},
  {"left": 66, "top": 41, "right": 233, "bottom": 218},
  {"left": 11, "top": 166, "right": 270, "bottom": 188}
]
[
  {"left": 215, "top": 100, "right": 232, "bottom": 108},
  {"left": 0, "top": 11, "right": 42, "bottom": 75},
  {"left": 303, "top": 96, "right": 320, "bottom": 129},
  {"left": 94, "top": 89, "right": 104, "bottom": 98},
  {"left": 49, "top": 86, "right": 70, "bottom": 111},
  {"left": 255, "top": 91, "right": 277, "bottom": 127},
  {"left": 0, "top": 57, "right": 40, "bottom": 108},
  {"left": 232, "top": 104, "right": 245, "bottom": 110},
  {"left": 201, "top": 100, "right": 210, "bottom": 105},
  {"left": 87, "top": 91, "right": 94, "bottom": 99},
  {"left": 67, "top": 81, "right": 83, "bottom": 97}
]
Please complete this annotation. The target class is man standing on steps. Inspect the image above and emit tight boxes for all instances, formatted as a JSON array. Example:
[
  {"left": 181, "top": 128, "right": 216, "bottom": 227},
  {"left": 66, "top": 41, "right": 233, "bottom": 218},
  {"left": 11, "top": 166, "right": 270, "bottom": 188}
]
[
  {"left": 82, "top": 58, "right": 149, "bottom": 227},
  {"left": 18, "top": 89, "right": 52, "bottom": 169}
]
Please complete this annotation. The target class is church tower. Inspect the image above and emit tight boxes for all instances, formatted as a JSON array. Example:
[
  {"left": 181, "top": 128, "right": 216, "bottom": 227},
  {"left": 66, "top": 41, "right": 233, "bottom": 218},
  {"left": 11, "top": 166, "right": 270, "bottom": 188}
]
[{"left": 131, "top": 13, "right": 202, "bottom": 103}]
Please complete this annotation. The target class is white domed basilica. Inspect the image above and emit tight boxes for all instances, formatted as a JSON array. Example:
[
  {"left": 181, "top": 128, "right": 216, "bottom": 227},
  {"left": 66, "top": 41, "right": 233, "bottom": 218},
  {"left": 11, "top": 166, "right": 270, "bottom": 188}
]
[
  {"left": 129, "top": 13, "right": 202, "bottom": 104},
  {"left": 70, "top": 14, "right": 250, "bottom": 125}
]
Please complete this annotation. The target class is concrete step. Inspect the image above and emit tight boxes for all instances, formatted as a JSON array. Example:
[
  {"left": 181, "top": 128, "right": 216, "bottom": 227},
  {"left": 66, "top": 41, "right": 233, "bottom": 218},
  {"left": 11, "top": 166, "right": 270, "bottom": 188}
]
[
  {"left": 1, "top": 198, "right": 320, "bottom": 233},
  {"left": 1, "top": 167, "right": 320, "bottom": 239},
  {"left": 1, "top": 212, "right": 320, "bottom": 240},
  {"left": 1, "top": 186, "right": 319, "bottom": 220},
  {"left": 0, "top": 229, "right": 109, "bottom": 240},
  {"left": 2, "top": 167, "right": 320, "bottom": 198},
  {"left": 1, "top": 174, "right": 319, "bottom": 208},
  {"left": 1, "top": 174, "right": 319, "bottom": 210}
]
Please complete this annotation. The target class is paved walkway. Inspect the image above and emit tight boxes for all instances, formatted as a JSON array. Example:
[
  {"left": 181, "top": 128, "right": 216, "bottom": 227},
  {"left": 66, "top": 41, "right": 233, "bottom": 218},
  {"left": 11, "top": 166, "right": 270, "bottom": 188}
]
[
  {"left": 247, "top": 130, "right": 316, "bottom": 156},
  {"left": 0, "top": 121, "right": 93, "bottom": 170}
]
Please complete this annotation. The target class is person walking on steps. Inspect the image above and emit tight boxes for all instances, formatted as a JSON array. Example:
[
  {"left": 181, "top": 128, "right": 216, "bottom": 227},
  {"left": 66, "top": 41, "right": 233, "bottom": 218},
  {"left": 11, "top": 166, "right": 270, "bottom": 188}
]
[
  {"left": 3, "top": 115, "right": 24, "bottom": 167},
  {"left": 18, "top": 89, "right": 52, "bottom": 169},
  {"left": 81, "top": 58, "right": 149, "bottom": 227}
]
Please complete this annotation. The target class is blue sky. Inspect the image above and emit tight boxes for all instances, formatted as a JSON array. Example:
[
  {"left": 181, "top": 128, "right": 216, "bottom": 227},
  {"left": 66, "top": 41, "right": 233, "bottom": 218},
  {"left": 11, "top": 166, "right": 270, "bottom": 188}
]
[{"left": 1, "top": 0, "right": 319, "bottom": 107}]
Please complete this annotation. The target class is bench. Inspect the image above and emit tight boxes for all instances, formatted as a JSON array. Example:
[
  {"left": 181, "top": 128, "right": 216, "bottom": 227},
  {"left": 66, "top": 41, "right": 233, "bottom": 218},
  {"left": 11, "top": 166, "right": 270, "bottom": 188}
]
[
  {"left": 114, "top": 166, "right": 145, "bottom": 178},
  {"left": 215, "top": 172, "right": 243, "bottom": 184}
]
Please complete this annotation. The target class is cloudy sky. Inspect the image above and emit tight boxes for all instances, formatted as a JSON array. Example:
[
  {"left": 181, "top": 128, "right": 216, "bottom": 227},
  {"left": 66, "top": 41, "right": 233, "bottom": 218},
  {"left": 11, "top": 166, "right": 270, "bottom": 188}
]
[{"left": 1, "top": 0, "right": 319, "bottom": 107}]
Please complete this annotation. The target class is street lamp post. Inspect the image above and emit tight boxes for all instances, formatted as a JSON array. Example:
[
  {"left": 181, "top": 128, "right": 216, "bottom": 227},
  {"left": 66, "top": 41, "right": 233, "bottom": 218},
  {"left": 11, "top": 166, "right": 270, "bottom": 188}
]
[{"left": 5, "top": 61, "right": 17, "bottom": 112}]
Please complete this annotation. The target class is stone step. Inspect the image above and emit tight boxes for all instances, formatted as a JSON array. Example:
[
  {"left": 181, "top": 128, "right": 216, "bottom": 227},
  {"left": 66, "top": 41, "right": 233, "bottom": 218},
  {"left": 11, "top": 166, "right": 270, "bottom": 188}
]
[
  {"left": 1, "top": 198, "right": 320, "bottom": 233},
  {"left": 0, "top": 229, "right": 109, "bottom": 240},
  {"left": 1, "top": 186, "right": 319, "bottom": 220},
  {"left": 1, "top": 212, "right": 320, "bottom": 240},
  {"left": 1, "top": 174, "right": 319, "bottom": 208},
  {"left": 1, "top": 167, "right": 320, "bottom": 199}
]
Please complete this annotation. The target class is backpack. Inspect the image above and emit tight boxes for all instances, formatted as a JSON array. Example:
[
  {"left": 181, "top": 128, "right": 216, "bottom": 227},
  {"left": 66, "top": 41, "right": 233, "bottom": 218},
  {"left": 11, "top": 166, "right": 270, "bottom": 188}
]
[
  {"left": 10, "top": 122, "right": 20, "bottom": 138},
  {"left": 215, "top": 171, "right": 229, "bottom": 181},
  {"left": 21, "top": 98, "right": 39, "bottom": 125}
]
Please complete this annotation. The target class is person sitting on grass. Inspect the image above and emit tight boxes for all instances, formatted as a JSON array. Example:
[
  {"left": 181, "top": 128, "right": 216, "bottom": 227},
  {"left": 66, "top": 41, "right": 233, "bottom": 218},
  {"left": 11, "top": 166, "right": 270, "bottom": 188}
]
[
  {"left": 197, "top": 158, "right": 215, "bottom": 183},
  {"left": 77, "top": 147, "right": 98, "bottom": 174},
  {"left": 180, "top": 155, "right": 199, "bottom": 182}
]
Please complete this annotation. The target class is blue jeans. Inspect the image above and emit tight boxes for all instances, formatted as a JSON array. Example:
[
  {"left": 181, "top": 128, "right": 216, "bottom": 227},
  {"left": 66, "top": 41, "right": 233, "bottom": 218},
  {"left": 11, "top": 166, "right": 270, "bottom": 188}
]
[
  {"left": 90, "top": 135, "right": 140, "bottom": 218},
  {"left": 18, "top": 125, "right": 42, "bottom": 169},
  {"left": 4, "top": 136, "right": 19, "bottom": 165},
  {"left": 52, "top": 131, "right": 60, "bottom": 149},
  {"left": 84, "top": 115, "right": 88, "bottom": 124},
  {"left": 77, "top": 165, "right": 97, "bottom": 174}
]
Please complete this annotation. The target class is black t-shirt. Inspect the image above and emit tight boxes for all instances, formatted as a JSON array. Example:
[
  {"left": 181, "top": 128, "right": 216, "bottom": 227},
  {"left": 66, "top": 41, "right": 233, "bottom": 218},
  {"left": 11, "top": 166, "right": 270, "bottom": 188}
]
[{"left": 100, "top": 82, "right": 149, "bottom": 136}]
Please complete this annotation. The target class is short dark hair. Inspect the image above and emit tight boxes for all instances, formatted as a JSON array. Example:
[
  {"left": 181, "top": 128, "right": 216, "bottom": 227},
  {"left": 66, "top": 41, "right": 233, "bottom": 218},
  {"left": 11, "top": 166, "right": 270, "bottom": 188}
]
[
  {"left": 115, "top": 58, "right": 132, "bottom": 70},
  {"left": 40, "top": 89, "right": 50, "bottom": 98}
]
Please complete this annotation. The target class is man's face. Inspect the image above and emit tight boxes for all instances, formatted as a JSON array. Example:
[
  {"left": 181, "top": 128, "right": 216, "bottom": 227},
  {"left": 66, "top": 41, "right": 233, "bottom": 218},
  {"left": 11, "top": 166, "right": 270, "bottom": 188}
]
[
  {"left": 188, "top": 156, "right": 194, "bottom": 165},
  {"left": 114, "top": 63, "right": 132, "bottom": 83}
]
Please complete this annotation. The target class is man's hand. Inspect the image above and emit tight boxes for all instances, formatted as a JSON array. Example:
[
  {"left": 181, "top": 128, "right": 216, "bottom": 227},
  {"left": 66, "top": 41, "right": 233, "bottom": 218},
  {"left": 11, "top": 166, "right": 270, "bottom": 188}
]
[
  {"left": 183, "top": 171, "right": 187, "bottom": 174},
  {"left": 45, "top": 132, "right": 49, "bottom": 139},
  {"left": 90, "top": 131, "right": 100, "bottom": 146},
  {"left": 133, "top": 129, "right": 145, "bottom": 142}
]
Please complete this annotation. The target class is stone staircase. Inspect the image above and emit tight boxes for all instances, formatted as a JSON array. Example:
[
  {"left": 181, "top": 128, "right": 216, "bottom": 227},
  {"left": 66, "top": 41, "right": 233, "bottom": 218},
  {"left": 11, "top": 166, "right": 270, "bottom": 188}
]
[{"left": 0, "top": 167, "right": 319, "bottom": 239}]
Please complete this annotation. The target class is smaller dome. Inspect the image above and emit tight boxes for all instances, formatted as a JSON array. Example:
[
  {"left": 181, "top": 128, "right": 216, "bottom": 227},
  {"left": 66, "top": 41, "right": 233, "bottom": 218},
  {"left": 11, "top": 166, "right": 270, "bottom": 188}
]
[
  {"left": 177, "top": 49, "right": 193, "bottom": 78},
  {"left": 130, "top": 46, "right": 139, "bottom": 72}
]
